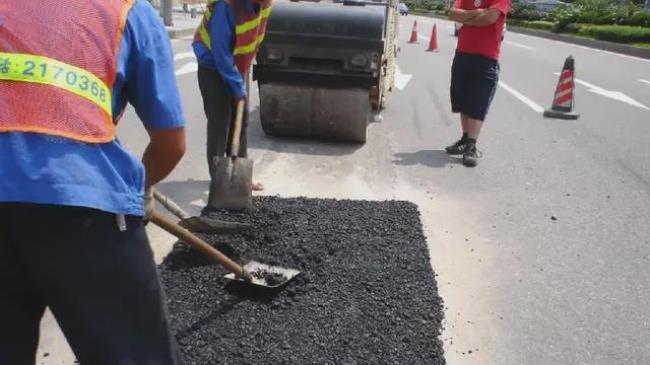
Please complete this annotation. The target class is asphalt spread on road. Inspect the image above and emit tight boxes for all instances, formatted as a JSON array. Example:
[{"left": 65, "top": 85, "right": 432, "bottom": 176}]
[{"left": 160, "top": 196, "right": 445, "bottom": 364}]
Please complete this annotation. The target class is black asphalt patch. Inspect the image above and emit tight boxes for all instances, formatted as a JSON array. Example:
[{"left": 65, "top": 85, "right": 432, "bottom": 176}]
[{"left": 159, "top": 197, "right": 445, "bottom": 365}]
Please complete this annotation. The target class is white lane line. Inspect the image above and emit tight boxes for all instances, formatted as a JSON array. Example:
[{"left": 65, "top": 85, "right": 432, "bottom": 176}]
[
  {"left": 498, "top": 81, "right": 544, "bottom": 113},
  {"left": 174, "top": 52, "right": 195, "bottom": 61},
  {"left": 514, "top": 33, "right": 650, "bottom": 64},
  {"left": 190, "top": 199, "right": 205, "bottom": 208},
  {"left": 556, "top": 73, "right": 650, "bottom": 110},
  {"left": 175, "top": 62, "right": 198, "bottom": 76},
  {"left": 503, "top": 40, "right": 534, "bottom": 50},
  {"left": 417, "top": 34, "right": 430, "bottom": 42},
  {"left": 394, "top": 64, "right": 413, "bottom": 90},
  {"left": 640, "top": 79, "right": 650, "bottom": 86}
]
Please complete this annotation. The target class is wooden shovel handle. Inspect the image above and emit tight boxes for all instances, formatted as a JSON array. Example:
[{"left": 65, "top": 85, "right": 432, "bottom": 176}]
[
  {"left": 230, "top": 99, "right": 246, "bottom": 157},
  {"left": 152, "top": 189, "right": 190, "bottom": 220},
  {"left": 151, "top": 211, "right": 250, "bottom": 280}
]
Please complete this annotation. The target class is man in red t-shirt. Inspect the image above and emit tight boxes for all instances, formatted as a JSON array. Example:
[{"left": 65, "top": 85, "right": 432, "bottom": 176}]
[{"left": 446, "top": 0, "right": 510, "bottom": 167}]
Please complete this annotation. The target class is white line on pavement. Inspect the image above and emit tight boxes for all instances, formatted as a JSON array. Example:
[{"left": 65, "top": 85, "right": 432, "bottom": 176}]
[
  {"left": 190, "top": 199, "right": 205, "bottom": 208},
  {"left": 174, "top": 52, "right": 195, "bottom": 61},
  {"left": 175, "top": 62, "right": 198, "bottom": 76},
  {"left": 640, "top": 79, "right": 650, "bottom": 86},
  {"left": 556, "top": 73, "right": 650, "bottom": 110},
  {"left": 498, "top": 81, "right": 544, "bottom": 113},
  {"left": 514, "top": 33, "right": 650, "bottom": 64},
  {"left": 503, "top": 40, "right": 534, "bottom": 50},
  {"left": 417, "top": 34, "right": 430, "bottom": 42},
  {"left": 394, "top": 64, "right": 413, "bottom": 91}
]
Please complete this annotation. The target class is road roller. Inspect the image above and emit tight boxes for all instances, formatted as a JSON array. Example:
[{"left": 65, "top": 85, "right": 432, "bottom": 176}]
[{"left": 253, "top": 0, "right": 399, "bottom": 143}]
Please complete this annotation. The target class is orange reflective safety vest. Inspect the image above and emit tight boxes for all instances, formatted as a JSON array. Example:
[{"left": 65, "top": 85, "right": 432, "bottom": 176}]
[
  {"left": 0, "top": 0, "right": 135, "bottom": 143},
  {"left": 195, "top": 0, "right": 272, "bottom": 77}
]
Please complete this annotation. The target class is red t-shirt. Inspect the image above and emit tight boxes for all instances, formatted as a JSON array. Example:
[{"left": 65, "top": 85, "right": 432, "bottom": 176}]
[{"left": 455, "top": 0, "right": 510, "bottom": 60}]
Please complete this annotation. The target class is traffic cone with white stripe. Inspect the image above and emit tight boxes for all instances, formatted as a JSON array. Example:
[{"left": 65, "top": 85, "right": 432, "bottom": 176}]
[
  {"left": 426, "top": 24, "right": 438, "bottom": 52},
  {"left": 408, "top": 21, "right": 418, "bottom": 44},
  {"left": 544, "top": 56, "right": 579, "bottom": 120}
]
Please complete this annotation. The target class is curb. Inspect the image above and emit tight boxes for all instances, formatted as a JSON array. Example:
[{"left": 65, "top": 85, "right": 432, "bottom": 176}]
[{"left": 507, "top": 26, "right": 650, "bottom": 60}]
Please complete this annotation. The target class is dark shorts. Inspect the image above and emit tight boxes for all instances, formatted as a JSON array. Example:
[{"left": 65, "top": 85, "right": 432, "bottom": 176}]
[
  {"left": 0, "top": 204, "right": 180, "bottom": 365},
  {"left": 450, "top": 51, "right": 500, "bottom": 121}
]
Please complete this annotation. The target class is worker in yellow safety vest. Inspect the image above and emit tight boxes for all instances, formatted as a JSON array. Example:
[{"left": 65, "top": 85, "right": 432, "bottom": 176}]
[{"left": 193, "top": 0, "right": 272, "bottom": 211}]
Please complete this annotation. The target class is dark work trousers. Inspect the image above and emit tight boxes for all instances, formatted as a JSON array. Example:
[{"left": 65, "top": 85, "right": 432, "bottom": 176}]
[
  {"left": 197, "top": 65, "right": 250, "bottom": 180},
  {"left": 0, "top": 204, "right": 180, "bottom": 365}
]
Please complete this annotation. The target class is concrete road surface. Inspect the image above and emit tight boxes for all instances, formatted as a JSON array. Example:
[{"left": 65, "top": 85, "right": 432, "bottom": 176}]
[{"left": 37, "top": 14, "right": 650, "bottom": 365}]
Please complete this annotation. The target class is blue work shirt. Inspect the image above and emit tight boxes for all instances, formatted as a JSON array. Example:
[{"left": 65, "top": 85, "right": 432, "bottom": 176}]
[
  {"left": 0, "top": 0, "right": 186, "bottom": 216},
  {"left": 192, "top": 0, "right": 259, "bottom": 98}
]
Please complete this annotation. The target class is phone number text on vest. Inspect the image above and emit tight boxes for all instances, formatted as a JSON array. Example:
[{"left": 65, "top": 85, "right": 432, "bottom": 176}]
[{"left": 0, "top": 53, "right": 112, "bottom": 115}]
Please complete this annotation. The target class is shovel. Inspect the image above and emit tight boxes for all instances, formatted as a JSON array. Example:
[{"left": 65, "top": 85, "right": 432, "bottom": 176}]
[
  {"left": 151, "top": 211, "right": 300, "bottom": 288},
  {"left": 208, "top": 99, "right": 253, "bottom": 210},
  {"left": 153, "top": 189, "right": 251, "bottom": 234}
]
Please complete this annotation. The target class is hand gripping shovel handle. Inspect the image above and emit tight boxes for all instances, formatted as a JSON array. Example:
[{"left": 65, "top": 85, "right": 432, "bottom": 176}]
[
  {"left": 230, "top": 99, "right": 246, "bottom": 158},
  {"left": 150, "top": 211, "right": 252, "bottom": 281}
]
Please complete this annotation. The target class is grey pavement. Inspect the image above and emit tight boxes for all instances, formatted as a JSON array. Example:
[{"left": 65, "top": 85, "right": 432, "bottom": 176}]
[
  {"left": 37, "top": 14, "right": 650, "bottom": 365},
  {"left": 165, "top": 12, "right": 201, "bottom": 39}
]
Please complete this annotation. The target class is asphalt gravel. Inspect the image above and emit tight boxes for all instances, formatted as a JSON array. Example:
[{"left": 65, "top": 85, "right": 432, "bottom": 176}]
[{"left": 159, "top": 196, "right": 445, "bottom": 365}]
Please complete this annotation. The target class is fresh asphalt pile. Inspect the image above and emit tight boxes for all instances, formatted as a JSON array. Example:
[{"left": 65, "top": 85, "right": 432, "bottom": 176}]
[{"left": 159, "top": 196, "right": 445, "bottom": 365}]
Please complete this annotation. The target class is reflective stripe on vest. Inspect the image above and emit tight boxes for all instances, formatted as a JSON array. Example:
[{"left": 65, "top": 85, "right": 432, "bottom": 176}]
[
  {"left": 0, "top": 0, "right": 133, "bottom": 144},
  {"left": 233, "top": 34, "right": 266, "bottom": 56},
  {"left": 235, "top": 6, "right": 272, "bottom": 36},
  {"left": 0, "top": 52, "right": 112, "bottom": 116},
  {"left": 196, "top": 1, "right": 271, "bottom": 56}
]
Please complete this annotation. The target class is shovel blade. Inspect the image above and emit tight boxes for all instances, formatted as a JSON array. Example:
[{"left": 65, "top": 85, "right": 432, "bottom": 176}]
[
  {"left": 224, "top": 261, "right": 301, "bottom": 288},
  {"left": 208, "top": 156, "right": 253, "bottom": 210}
]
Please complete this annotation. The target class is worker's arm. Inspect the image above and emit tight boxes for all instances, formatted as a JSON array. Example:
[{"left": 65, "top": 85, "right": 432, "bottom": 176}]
[
  {"left": 210, "top": 2, "right": 246, "bottom": 100},
  {"left": 142, "top": 127, "right": 186, "bottom": 189},
  {"left": 449, "top": 0, "right": 480, "bottom": 23},
  {"left": 121, "top": 0, "right": 187, "bottom": 190},
  {"left": 449, "top": 8, "right": 482, "bottom": 23},
  {"left": 461, "top": 8, "right": 502, "bottom": 26},
  {"left": 462, "top": 0, "right": 510, "bottom": 27}
]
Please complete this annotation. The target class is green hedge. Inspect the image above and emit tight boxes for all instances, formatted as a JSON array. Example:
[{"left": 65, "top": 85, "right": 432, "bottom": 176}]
[
  {"left": 578, "top": 24, "right": 650, "bottom": 43},
  {"left": 508, "top": 20, "right": 650, "bottom": 44}
]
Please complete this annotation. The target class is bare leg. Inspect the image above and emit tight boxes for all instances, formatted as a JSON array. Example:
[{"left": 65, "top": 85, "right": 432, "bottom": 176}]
[
  {"left": 464, "top": 114, "right": 484, "bottom": 140},
  {"left": 461, "top": 113, "right": 470, "bottom": 134}
]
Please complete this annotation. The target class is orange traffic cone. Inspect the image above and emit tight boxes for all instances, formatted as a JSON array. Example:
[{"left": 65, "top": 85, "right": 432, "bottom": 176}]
[
  {"left": 426, "top": 24, "right": 438, "bottom": 52},
  {"left": 544, "top": 56, "right": 579, "bottom": 120},
  {"left": 408, "top": 21, "right": 418, "bottom": 44}
]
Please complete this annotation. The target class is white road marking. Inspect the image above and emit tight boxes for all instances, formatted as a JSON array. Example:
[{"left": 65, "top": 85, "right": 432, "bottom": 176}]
[
  {"left": 498, "top": 81, "right": 544, "bottom": 113},
  {"left": 503, "top": 40, "right": 534, "bottom": 50},
  {"left": 514, "top": 33, "right": 650, "bottom": 64},
  {"left": 190, "top": 199, "right": 205, "bottom": 208},
  {"left": 174, "top": 52, "right": 195, "bottom": 61},
  {"left": 640, "top": 79, "right": 650, "bottom": 86},
  {"left": 555, "top": 73, "right": 650, "bottom": 110},
  {"left": 417, "top": 34, "right": 430, "bottom": 42},
  {"left": 175, "top": 62, "right": 198, "bottom": 76},
  {"left": 394, "top": 64, "right": 413, "bottom": 91}
]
